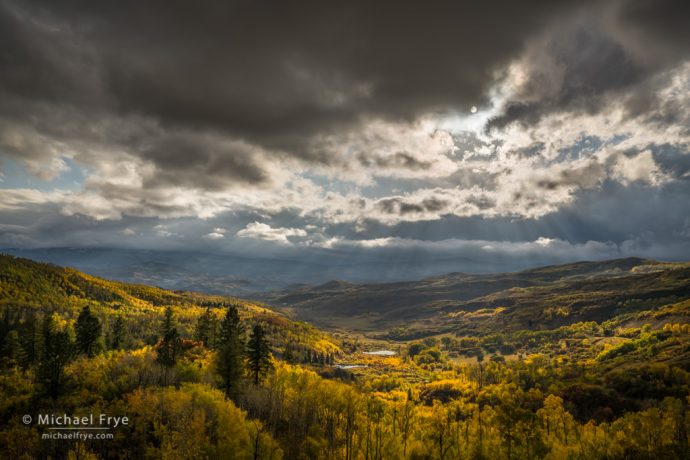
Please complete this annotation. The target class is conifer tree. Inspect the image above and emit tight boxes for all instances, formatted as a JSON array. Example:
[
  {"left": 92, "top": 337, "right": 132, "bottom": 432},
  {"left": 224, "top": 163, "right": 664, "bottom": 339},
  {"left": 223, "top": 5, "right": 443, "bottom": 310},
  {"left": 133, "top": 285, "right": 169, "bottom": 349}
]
[
  {"left": 216, "top": 305, "right": 244, "bottom": 400},
  {"left": 21, "top": 310, "right": 41, "bottom": 366},
  {"left": 283, "top": 343, "right": 295, "bottom": 364},
  {"left": 247, "top": 324, "right": 272, "bottom": 385},
  {"left": 75, "top": 306, "right": 101, "bottom": 357},
  {"left": 38, "top": 314, "right": 72, "bottom": 400},
  {"left": 110, "top": 316, "right": 125, "bottom": 350},
  {"left": 194, "top": 308, "right": 216, "bottom": 347},
  {"left": 0, "top": 307, "right": 12, "bottom": 353},
  {"left": 156, "top": 307, "right": 181, "bottom": 367},
  {"left": 2, "top": 330, "right": 25, "bottom": 368}
]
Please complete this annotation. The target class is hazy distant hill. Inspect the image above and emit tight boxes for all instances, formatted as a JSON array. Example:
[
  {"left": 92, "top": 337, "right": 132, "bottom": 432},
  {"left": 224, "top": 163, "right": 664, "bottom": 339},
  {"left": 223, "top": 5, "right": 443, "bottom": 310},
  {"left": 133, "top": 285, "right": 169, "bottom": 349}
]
[
  {"left": 0, "top": 247, "right": 313, "bottom": 295},
  {"left": 0, "top": 247, "right": 592, "bottom": 295},
  {"left": 262, "top": 258, "right": 690, "bottom": 335}
]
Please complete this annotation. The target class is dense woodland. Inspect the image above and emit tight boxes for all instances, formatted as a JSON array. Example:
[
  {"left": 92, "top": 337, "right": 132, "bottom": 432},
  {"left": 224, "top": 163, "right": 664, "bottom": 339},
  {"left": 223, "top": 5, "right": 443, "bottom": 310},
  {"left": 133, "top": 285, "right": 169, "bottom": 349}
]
[{"left": 0, "top": 254, "right": 689, "bottom": 459}]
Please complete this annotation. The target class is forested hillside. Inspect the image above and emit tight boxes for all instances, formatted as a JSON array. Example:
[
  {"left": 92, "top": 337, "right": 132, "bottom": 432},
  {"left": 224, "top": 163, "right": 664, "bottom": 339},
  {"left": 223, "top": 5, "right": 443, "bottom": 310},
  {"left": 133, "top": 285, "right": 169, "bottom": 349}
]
[
  {"left": 1, "top": 254, "right": 689, "bottom": 459},
  {"left": 264, "top": 258, "right": 690, "bottom": 335},
  {"left": 0, "top": 254, "right": 339, "bottom": 358}
]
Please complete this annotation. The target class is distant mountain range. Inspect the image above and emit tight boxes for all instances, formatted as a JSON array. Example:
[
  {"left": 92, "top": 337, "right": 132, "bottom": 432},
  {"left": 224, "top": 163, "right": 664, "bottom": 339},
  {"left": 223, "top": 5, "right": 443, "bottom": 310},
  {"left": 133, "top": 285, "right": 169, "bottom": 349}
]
[
  {"left": 2, "top": 250, "right": 689, "bottom": 345},
  {"left": 0, "top": 247, "right": 348, "bottom": 295},
  {"left": 0, "top": 247, "right": 575, "bottom": 295},
  {"left": 260, "top": 258, "right": 690, "bottom": 336}
]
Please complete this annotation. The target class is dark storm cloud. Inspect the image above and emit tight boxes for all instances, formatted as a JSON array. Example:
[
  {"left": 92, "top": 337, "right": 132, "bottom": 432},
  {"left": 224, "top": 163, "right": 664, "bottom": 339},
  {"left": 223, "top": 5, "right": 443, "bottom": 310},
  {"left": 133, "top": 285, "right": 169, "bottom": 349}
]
[
  {"left": 3, "top": 0, "right": 685, "bottom": 188},
  {"left": 140, "top": 133, "right": 268, "bottom": 189},
  {"left": 615, "top": 0, "right": 690, "bottom": 63},
  {"left": 75, "top": 0, "right": 582, "bottom": 133},
  {"left": 651, "top": 144, "right": 690, "bottom": 179},
  {"left": 376, "top": 196, "right": 450, "bottom": 216},
  {"left": 356, "top": 152, "right": 432, "bottom": 171},
  {"left": 535, "top": 160, "right": 605, "bottom": 191},
  {"left": 0, "top": 0, "right": 595, "bottom": 185},
  {"left": 487, "top": 0, "right": 690, "bottom": 131},
  {"left": 487, "top": 27, "right": 647, "bottom": 131}
]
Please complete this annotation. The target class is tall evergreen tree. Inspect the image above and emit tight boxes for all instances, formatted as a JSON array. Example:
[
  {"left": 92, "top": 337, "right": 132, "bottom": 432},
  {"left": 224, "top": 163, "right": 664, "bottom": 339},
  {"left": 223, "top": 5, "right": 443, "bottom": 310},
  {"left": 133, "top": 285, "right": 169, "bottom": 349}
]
[
  {"left": 21, "top": 310, "right": 41, "bottom": 366},
  {"left": 156, "top": 307, "right": 181, "bottom": 367},
  {"left": 194, "top": 308, "right": 216, "bottom": 347},
  {"left": 0, "top": 307, "right": 12, "bottom": 354},
  {"left": 2, "top": 330, "right": 25, "bottom": 368},
  {"left": 247, "top": 324, "right": 272, "bottom": 385},
  {"left": 38, "top": 314, "right": 72, "bottom": 400},
  {"left": 75, "top": 306, "right": 101, "bottom": 357},
  {"left": 283, "top": 343, "right": 295, "bottom": 364},
  {"left": 216, "top": 305, "right": 244, "bottom": 400},
  {"left": 110, "top": 316, "right": 125, "bottom": 350}
]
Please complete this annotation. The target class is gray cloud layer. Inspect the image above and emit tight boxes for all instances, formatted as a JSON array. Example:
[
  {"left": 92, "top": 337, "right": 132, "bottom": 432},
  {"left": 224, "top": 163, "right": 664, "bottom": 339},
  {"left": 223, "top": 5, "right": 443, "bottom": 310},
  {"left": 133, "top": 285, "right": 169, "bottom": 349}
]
[
  {"left": 0, "top": 0, "right": 595, "bottom": 186},
  {"left": 0, "top": 0, "right": 689, "bottom": 273},
  {"left": 487, "top": 0, "right": 690, "bottom": 131}
]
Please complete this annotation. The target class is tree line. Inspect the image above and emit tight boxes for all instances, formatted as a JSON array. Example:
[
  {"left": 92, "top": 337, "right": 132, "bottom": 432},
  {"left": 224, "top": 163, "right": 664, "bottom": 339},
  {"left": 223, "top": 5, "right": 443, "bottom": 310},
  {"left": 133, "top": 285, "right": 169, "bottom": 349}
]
[{"left": 0, "top": 303, "right": 273, "bottom": 403}]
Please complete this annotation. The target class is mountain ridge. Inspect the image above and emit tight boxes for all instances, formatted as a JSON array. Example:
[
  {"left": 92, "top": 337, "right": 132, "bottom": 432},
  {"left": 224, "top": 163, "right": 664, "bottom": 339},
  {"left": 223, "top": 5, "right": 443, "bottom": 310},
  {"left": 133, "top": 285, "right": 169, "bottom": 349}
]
[
  {"left": 3, "top": 247, "right": 661, "bottom": 295},
  {"left": 261, "top": 257, "right": 690, "bottom": 336}
]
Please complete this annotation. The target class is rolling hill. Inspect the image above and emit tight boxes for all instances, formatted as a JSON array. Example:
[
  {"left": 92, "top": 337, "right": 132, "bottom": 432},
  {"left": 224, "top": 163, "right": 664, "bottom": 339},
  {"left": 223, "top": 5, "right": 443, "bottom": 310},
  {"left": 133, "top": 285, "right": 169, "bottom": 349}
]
[
  {"left": 0, "top": 253, "right": 339, "bottom": 356},
  {"left": 261, "top": 258, "right": 690, "bottom": 336}
]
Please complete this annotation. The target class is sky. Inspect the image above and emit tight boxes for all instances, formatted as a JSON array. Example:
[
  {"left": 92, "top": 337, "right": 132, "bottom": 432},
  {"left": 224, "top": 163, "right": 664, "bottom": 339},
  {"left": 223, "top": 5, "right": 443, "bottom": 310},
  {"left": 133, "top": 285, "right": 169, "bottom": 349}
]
[{"left": 1, "top": 0, "right": 689, "bottom": 273}]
